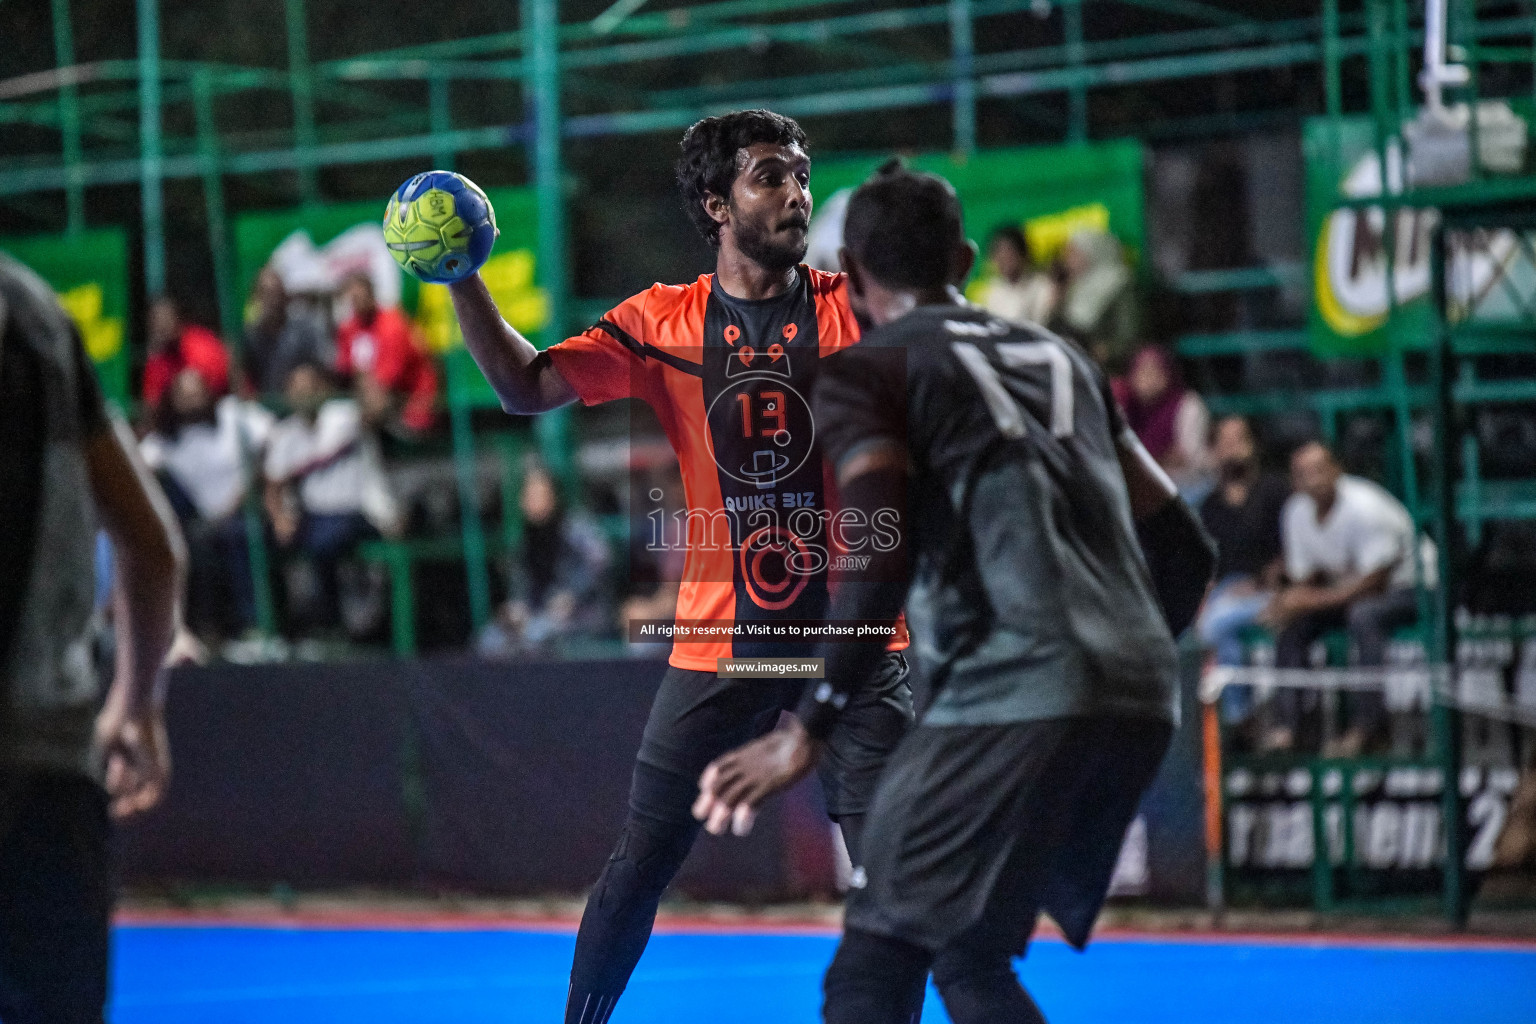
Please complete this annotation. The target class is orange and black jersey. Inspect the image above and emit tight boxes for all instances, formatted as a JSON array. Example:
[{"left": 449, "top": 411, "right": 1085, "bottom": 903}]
[{"left": 547, "top": 266, "right": 900, "bottom": 671}]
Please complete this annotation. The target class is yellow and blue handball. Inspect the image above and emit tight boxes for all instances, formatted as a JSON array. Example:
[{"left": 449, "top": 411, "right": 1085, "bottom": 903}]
[{"left": 382, "top": 171, "right": 499, "bottom": 284}]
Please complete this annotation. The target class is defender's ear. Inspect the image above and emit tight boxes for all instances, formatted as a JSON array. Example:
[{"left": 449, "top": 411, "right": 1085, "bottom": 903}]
[
  {"left": 839, "top": 246, "right": 864, "bottom": 296},
  {"left": 951, "top": 239, "right": 979, "bottom": 286}
]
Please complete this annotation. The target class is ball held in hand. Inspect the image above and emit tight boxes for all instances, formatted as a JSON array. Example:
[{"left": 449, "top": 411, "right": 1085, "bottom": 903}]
[{"left": 383, "top": 170, "right": 499, "bottom": 284}]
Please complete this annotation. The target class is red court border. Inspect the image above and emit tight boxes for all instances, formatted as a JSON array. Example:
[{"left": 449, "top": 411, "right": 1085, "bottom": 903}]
[{"left": 113, "top": 908, "right": 1536, "bottom": 953}]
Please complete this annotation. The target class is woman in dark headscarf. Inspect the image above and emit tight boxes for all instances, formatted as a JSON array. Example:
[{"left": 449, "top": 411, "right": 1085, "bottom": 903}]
[
  {"left": 479, "top": 459, "right": 612, "bottom": 656},
  {"left": 1114, "top": 344, "right": 1212, "bottom": 500}
]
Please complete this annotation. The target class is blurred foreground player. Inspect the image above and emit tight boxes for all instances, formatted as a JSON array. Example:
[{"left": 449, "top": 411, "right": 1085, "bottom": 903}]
[
  {"left": 445, "top": 109, "right": 912, "bottom": 1024},
  {"left": 695, "top": 164, "right": 1216, "bottom": 1024},
  {"left": 1, "top": 254, "right": 185, "bottom": 1023}
]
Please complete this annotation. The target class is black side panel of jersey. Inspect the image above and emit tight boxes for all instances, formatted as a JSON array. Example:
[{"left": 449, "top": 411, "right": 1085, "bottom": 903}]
[
  {"left": 0, "top": 329, "right": 47, "bottom": 671},
  {"left": 699, "top": 274, "right": 830, "bottom": 657}
]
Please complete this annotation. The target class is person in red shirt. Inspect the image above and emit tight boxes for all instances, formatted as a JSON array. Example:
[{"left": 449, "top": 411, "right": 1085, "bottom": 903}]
[
  {"left": 334, "top": 273, "right": 439, "bottom": 434},
  {"left": 141, "top": 295, "right": 230, "bottom": 413}
]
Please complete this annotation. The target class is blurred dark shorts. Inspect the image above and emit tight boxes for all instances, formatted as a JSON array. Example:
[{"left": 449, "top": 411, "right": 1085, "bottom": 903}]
[
  {"left": 0, "top": 770, "right": 112, "bottom": 1024},
  {"left": 846, "top": 714, "right": 1172, "bottom": 955}
]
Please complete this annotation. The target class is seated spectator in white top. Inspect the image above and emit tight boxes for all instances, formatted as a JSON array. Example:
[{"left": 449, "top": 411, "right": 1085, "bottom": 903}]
[
  {"left": 1259, "top": 441, "right": 1437, "bottom": 755},
  {"left": 975, "top": 225, "right": 1058, "bottom": 327},
  {"left": 140, "top": 368, "right": 273, "bottom": 641},
  {"left": 263, "top": 361, "right": 377, "bottom": 632}
]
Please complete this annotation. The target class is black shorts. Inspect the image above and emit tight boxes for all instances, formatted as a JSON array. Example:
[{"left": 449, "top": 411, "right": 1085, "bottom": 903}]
[
  {"left": 0, "top": 770, "right": 112, "bottom": 1024},
  {"left": 630, "top": 652, "right": 913, "bottom": 824},
  {"left": 845, "top": 714, "right": 1171, "bottom": 955}
]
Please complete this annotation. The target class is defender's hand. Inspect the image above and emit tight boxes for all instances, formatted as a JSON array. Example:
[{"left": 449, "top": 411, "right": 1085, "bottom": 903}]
[
  {"left": 693, "top": 717, "right": 820, "bottom": 837},
  {"left": 94, "top": 700, "right": 171, "bottom": 819}
]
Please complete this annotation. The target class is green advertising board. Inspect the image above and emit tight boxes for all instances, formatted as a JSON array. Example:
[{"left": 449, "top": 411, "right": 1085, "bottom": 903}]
[
  {"left": 233, "top": 188, "right": 547, "bottom": 408},
  {"left": 0, "top": 228, "right": 131, "bottom": 404},
  {"left": 810, "top": 139, "right": 1146, "bottom": 278},
  {"left": 1304, "top": 115, "right": 1438, "bottom": 357}
]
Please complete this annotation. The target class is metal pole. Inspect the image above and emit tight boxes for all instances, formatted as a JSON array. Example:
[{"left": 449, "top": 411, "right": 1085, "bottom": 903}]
[
  {"left": 51, "top": 0, "right": 85, "bottom": 235},
  {"left": 285, "top": 0, "right": 321, "bottom": 204},
  {"left": 1429, "top": 222, "right": 1467, "bottom": 927},
  {"left": 524, "top": 0, "right": 579, "bottom": 496},
  {"left": 1063, "top": 0, "right": 1088, "bottom": 142},
  {"left": 949, "top": 0, "right": 976, "bottom": 154},
  {"left": 1391, "top": 0, "right": 1411, "bottom": 123},
  {"left": 136, "top": 0, "right": 165, "bottom": 296},
  {"left": 193, "top": 68, "right": 278, "bottom": 638},
  {"left": 191, "top": 70, "right": 237, "bottom": 348},
  {"left": 1322, "top": 0, "right": 1342, "bottom": 116},
  {"left": 429, "top": 74, "right": 455, "bottom": 171},
  {"left": 526, "top": 0, "right": 567, "bottom": 342}
]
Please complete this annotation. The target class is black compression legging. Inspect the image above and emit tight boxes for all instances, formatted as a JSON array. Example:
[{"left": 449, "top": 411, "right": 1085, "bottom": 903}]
[{"left": 563, "top": 762, "right": 867, "bottom": 1024}]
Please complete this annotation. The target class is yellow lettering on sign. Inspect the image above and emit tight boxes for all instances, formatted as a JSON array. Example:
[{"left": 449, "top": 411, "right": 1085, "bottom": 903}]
[
  {"left": 1024, "top": 202, "right": 1111, "bottom": 265},
  {"left": 57, "top": 282, "right": 124, "bottom": 362},
  {"left": 414, "top": 248, "right": 550, "bottom": 353}
]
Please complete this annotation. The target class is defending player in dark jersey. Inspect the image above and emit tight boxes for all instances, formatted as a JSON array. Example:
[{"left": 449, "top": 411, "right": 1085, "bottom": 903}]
[
  {"left": 446, "top": 110, "right": 913, "bottom": 1024},
  {"left": 694, "top": 163, "right": 1216, "bottom": 1024}
]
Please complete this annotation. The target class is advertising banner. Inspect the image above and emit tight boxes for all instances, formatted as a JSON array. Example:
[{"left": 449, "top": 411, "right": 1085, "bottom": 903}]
[
  {"left": 809, "top": 139, "right": 1146, "bottom": 277},
  {"left": 1304, "top": 114, "right": 1528, "bottom": 356},
  {"left": 233, "top": 187, "right": 547, "bottom": 408},
  {"left": 0, "top": 228, "right": 131, "bottom": 403}
]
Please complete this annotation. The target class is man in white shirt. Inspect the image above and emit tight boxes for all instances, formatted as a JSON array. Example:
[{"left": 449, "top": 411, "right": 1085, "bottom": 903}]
[
  {"left": 263, "top": 361, "right": 376, "bottom": 631},
  {"left": 975, "top": 224, "right": 1059, "bottom": 328},
  {"left": 1260, "top": 441, "right": 1435, "bottom": 754},
  {"left": 141, "top": 368, "right": 274, "bottom": 639}
]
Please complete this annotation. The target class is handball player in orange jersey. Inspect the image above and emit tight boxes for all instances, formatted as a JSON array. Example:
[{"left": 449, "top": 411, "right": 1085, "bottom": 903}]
[{"left": 447, "top": 109, "right": 912, "bottom": 1024}]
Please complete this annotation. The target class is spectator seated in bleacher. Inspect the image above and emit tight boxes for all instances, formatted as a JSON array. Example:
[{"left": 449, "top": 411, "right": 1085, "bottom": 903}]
[
  {"left": 141, "top": 294, "right": 231, "bottom": 416},
  {"left": 1258, "top": 440, "right": 1438, "bottom": 756},
  {"left": 619, "top": 464, "right": 685, "bottom": 658},
  {"left": 334, "top": 272, "right": 439, "bottom": 437},
  {"left": 1054, "top": 227, "right": 1137, "bottom": 374},
  {"left": 1115, "top": 343, "right": 1213, "bottom": 502},
  {"left": 140, "top": 368, "right": 274, "bottom": 645},
  {"left": 1195, "top": 415, "right": 1288, "bottom": 723},
  {"left": 264, "top": 361, "right": 393, "bottom": 637},
  {"left": 976, "top": 224, "right": 1059, "bottom": 327},
  {"left": 479, "top": 460, "right": 612, "bottom": 658},
  {"left": 242, "top": 267, "right": 332, "bottom": 398}
]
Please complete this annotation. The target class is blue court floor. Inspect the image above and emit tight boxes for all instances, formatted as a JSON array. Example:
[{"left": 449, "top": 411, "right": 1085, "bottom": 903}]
[{"left": 109, "top": 921, "right": 1536, "bottom": 1024}]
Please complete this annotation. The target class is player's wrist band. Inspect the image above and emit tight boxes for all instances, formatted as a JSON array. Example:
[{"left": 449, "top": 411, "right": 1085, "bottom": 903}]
[{"left": 794, "top": 681, "right": 849, "bottom": 741}]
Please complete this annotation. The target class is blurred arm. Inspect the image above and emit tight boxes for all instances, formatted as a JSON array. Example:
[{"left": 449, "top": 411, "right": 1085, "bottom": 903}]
[
  {"left": 86, "top": 416, "right": 185, "bottom": 716},
  {"left": 1117, "top": 428, "right": 1217, "bottom": 637}
]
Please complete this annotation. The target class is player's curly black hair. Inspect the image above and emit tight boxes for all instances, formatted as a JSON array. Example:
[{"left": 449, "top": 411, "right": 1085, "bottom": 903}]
[
  {"left": 676, "top": 109, "right": 808, "bottom": 248},
  {"left": 844, "top": 158, "right": 965, "bottom": 289}
]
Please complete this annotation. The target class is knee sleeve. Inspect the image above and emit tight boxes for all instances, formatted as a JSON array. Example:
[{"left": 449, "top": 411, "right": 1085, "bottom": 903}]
[
  {"left": 590, "top": 814, "right": 697, "bottom": 909},
  {"left": 823, "top": 928, "right": 931, "bottom": 1024}
]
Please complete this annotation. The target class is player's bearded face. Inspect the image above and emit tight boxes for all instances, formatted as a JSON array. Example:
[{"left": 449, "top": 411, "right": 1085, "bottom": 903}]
[
  {"left": 730, "top": 198, "right": 810, "bottom": 272},
  {"left": 722, "top": 144, "right": 813, "bottom": 273}
]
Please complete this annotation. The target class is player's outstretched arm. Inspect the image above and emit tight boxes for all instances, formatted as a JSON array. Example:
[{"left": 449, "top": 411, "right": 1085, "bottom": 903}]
[
  {"left": 1116, "top": 428, "right": 1217, "bottom": 636},
  {"left": 695, "top": 443, "right": 913, "bottom": 837},
  {"left": 449, "top": 274, "right": 578, "bottom": 415},
  {"left": 87, "top": 416, "right": 186, "bottom": 818}
]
